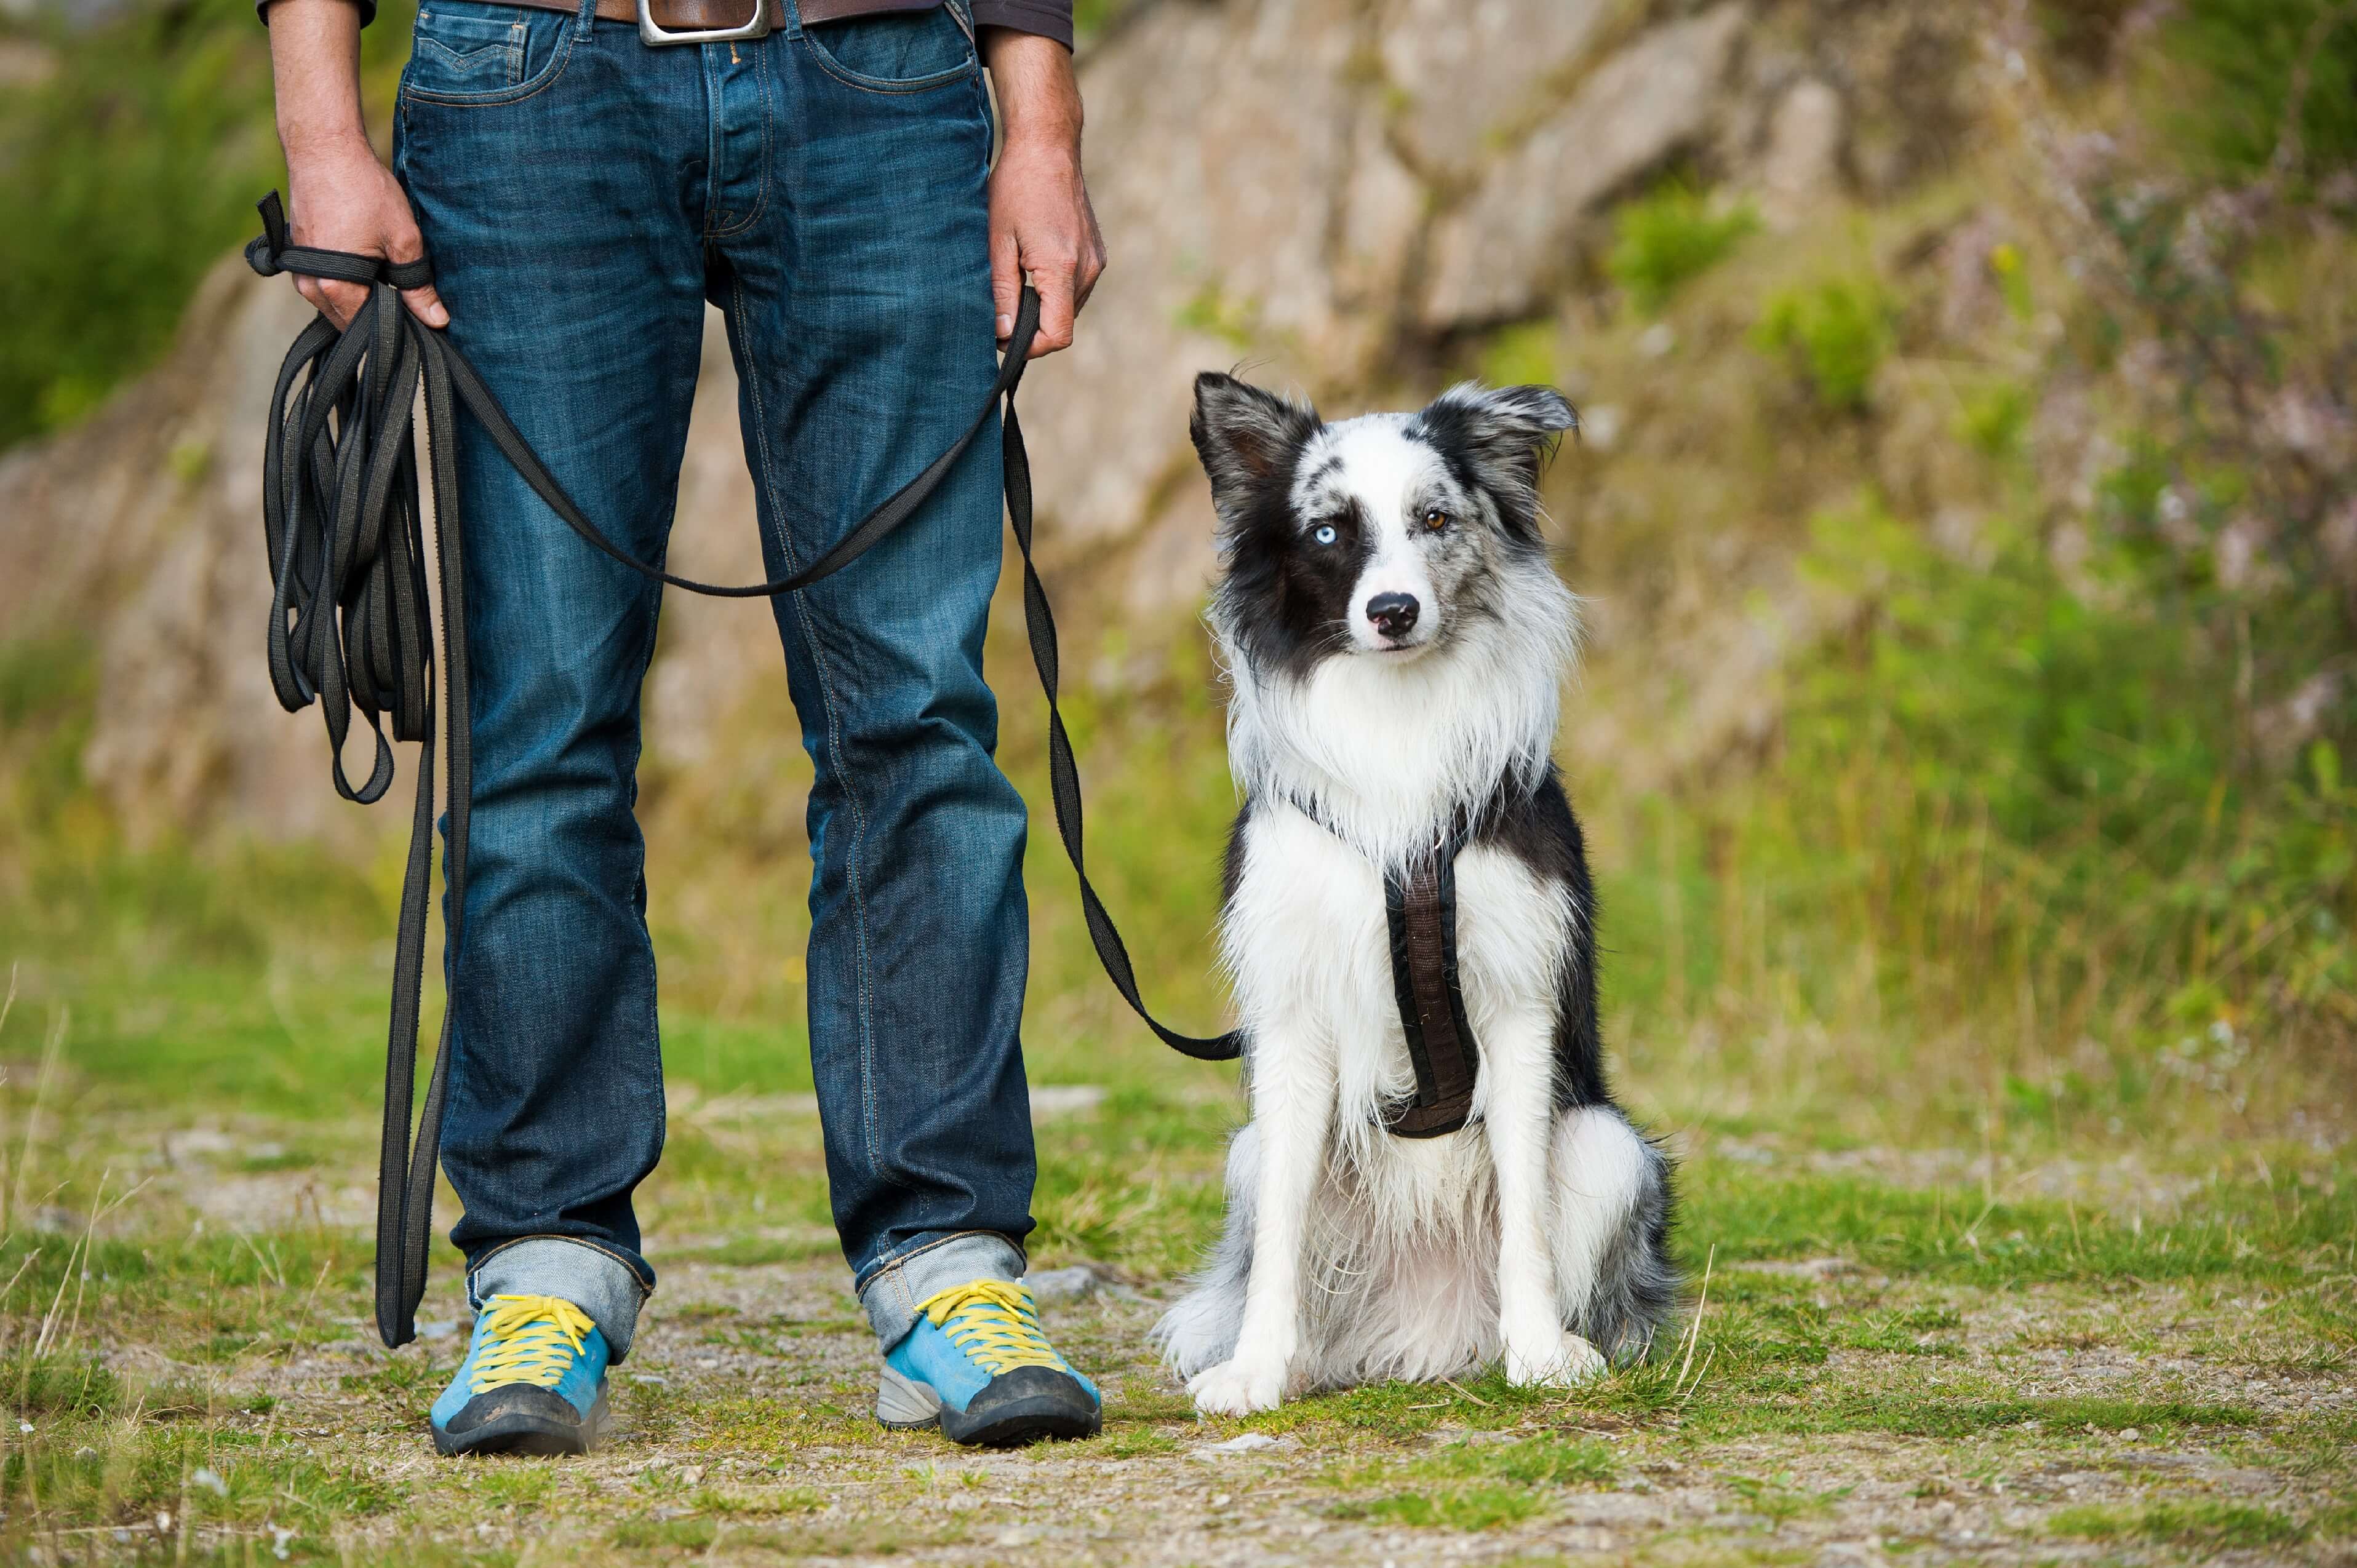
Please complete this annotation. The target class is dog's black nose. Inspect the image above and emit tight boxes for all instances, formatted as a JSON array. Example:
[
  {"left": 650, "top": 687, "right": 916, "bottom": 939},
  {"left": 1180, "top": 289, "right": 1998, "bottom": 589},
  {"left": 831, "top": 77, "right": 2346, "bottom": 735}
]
[{"left": 1365, "top": 592, "right": 1420, "bottom": 639}]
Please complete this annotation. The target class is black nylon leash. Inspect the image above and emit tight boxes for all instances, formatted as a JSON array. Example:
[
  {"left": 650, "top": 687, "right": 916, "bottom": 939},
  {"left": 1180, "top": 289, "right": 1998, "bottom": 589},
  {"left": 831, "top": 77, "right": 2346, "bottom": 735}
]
[{"left": 245, "top": 192, "right": 1240, "bottom": 1350}]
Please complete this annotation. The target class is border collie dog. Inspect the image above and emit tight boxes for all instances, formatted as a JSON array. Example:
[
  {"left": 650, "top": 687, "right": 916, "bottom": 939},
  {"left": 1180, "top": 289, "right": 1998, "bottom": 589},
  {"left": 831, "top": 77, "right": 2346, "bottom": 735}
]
[{"left": 1153, "top": 373, "right": 1680, "bottom": 1415}]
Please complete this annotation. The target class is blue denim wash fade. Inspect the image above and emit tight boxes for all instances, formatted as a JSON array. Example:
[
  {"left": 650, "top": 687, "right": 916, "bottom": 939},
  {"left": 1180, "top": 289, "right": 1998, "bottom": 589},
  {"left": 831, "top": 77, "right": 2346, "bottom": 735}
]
[{"left": 392, "top": 0, "right": 1037, "bottom": 1357}]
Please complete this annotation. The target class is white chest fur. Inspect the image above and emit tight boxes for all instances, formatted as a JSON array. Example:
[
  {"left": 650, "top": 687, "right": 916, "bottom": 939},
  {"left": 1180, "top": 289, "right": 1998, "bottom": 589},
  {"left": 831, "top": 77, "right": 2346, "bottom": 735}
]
[{"left": 1222, "top": 802, "right": 1574, "bottom": 1153}]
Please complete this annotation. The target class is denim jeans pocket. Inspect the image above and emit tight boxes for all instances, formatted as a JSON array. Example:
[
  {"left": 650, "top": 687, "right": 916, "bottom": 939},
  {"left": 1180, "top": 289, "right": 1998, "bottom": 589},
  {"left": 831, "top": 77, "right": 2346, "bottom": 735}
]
[
  {"left": 405, "top": 1, "right": 576, "bottom": 105},
  {"left": 801, "top": 1, "right": 976, "bottom": 94}
]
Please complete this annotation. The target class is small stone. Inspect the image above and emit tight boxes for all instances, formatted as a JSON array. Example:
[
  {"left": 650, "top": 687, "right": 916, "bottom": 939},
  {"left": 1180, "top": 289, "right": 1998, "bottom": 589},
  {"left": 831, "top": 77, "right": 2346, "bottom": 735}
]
[
  {"left": 2118, "top": 1427, "right": 2140, "bottom": 1442},
  {"left": 1027, "top": 1266, "right": 1103, "bottom": 1305},
  {"left": 191, "top": 1468, "right": 228, "bottom": 1497},
  {"left": 1194, "top": 1432, "right": 1284, "bottom": 1457},
  {"left": 1639, "top": 324, "right": 1678, "bottom": 359}
]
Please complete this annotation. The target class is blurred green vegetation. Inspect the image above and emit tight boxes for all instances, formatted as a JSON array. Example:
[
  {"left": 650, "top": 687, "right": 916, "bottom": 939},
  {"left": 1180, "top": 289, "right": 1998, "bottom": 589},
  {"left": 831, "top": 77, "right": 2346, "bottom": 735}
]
[
  {"left": 1605, "top": 178, "right": 1756, "bottom": 317},
  {"left": 0, "top": 0, "right": 413, "bottom": 447},
  {"left": 2155, "top": 0, "right": 2357, "bottom": 181},
  {"left": 1750, "top": 274, "right": 1894, "bottom": 414}
]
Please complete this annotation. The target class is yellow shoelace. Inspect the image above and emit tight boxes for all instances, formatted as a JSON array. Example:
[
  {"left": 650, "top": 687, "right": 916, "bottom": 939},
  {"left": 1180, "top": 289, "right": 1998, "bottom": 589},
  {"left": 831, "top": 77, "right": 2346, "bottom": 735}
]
[
  {"left": 469, "top": 1294, "right": 594, "bottom": 1394},
  {"left": 916, "top": 1280, "right": 1065, "bottom": 1376}
]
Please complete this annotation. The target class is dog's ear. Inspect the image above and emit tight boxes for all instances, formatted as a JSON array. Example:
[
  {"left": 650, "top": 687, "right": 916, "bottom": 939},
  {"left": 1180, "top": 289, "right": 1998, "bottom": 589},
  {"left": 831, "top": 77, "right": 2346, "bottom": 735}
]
[
  {"left": 1418, "top": 383, "right": 1578, "bottom": 502},
  {"left": 1191, "top": 372, "right": 1320, "bottom": 517}
]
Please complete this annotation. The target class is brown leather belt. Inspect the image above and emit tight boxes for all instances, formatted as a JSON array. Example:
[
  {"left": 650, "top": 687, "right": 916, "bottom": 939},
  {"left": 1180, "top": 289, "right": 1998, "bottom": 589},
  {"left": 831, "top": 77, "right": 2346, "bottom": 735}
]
[{"left": 485, "top": 0, "right": 941, "bottom": 32}]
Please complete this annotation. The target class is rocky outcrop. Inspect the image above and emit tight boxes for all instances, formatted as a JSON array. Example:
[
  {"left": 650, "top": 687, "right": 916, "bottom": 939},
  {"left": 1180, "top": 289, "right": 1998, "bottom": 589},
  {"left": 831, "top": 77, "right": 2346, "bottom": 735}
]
[{"left": 1416, "top": 3, "right": 1747, "bottom": 325}]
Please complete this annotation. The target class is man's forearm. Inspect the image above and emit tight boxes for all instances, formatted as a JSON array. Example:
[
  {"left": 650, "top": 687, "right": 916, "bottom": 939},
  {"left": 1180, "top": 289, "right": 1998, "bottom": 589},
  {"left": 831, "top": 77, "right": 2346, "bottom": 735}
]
[
  {"left": 983, "top": 30, "right": 1082, "bottom": 152},
  {"left": 269, "top": 0, "right": 370, "bottom": 155},
  {"left": 261, "top": 0, "right": 447, "bottom": 328},
  {"left": 979, "top": 28, "right": 1101, "bottom": 354}
]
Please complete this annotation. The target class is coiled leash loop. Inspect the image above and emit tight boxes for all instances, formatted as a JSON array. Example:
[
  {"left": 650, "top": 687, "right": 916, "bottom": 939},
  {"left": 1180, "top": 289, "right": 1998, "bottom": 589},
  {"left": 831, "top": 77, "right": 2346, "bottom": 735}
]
[{"left": 247, "top": 192, "right": 1240, "bottom": 1351}]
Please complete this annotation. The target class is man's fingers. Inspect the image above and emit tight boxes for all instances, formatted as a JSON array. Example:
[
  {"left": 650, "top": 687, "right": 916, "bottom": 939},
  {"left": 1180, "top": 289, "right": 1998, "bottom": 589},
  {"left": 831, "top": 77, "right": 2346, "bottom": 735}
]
[
  {"left": 386, "top": 222, "right": 445, "bottom": 325},
  {"left": 990, "top": 229, "right": 1023, "bottom": 343},
  {"left": 296, "top": 276, "right": 369, "bottom": 331},
  {"left": 1027, "top": 263, "right": 1077, "bottom": 359},
  {"left": 402, "top": 284, "right": 450, "bottom": 330},
  {"left": 1075, "top": 200, "right": 1108, "bottom": 311}
]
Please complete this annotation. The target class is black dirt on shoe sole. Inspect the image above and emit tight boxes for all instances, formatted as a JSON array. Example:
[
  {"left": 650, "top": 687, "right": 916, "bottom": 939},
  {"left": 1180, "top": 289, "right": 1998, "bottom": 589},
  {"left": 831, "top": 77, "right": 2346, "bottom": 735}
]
[
  {"left": 938, "top": 1391, "right": 1103, "bottom": 1448},
  {"left": 433, "top": 1386, "right": 607, "bottom": 1457}
]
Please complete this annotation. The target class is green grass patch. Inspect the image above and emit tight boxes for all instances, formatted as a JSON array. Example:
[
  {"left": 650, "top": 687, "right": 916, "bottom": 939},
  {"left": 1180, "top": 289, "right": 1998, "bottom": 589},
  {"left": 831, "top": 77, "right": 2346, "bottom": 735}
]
[
  {"left": 1330, "top": 1482, "right": 1547, "bottom": 1530},
  {"left": 2049, "top": 1498, "right": 2309, "bottom": 1550}
]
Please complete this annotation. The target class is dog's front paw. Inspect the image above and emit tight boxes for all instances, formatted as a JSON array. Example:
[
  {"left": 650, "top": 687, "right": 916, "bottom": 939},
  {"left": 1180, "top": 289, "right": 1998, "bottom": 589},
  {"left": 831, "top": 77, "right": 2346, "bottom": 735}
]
[
  {"left": 1504, "top": 1332, "right": 1607, "bottom": 1388},
  {"left": 1187, "top": 1357, "right": 1286, "bottom": 1415}
]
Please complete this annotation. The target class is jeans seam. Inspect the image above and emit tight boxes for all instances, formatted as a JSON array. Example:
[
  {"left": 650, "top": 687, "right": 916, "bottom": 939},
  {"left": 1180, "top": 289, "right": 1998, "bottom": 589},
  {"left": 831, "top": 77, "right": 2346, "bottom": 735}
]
[
  {"left": 726, "top": 273, "right": 886, "bottom": 1177},
  {"left": 704, "top": 36, "right": 774, "bottom": 241}
]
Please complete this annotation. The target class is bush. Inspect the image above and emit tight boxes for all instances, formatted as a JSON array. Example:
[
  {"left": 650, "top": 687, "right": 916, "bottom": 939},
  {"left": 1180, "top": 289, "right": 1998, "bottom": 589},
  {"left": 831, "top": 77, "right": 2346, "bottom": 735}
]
[
  {"left": 1751, "top": 277, "right": 1893, "bottom": 413},
  {"left": 1771, "top": 494, "right": 2356, "bottom": 1044},
  {"left": 2156, "top": 0, "right": 2357, "bottom": 181},
  {"left": 1606, "top": 180, "right": 1757, "bottom": 316}
]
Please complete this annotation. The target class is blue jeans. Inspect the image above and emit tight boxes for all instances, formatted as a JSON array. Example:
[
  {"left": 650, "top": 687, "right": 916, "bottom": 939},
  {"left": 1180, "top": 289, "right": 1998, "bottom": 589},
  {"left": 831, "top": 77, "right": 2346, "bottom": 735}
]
[{"left": 393, "top": 0, "right": 1034, "bottom": 1358}]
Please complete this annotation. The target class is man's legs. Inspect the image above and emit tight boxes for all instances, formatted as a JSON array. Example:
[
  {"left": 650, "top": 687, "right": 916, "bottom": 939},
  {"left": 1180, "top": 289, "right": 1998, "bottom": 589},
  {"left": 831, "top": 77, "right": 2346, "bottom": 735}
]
[
  {"left": 711, "top": 9, "right": 1042, "bottom": 1346},
  {"left": 393, "top": 1, "right": 714, "bottom": 1370}
]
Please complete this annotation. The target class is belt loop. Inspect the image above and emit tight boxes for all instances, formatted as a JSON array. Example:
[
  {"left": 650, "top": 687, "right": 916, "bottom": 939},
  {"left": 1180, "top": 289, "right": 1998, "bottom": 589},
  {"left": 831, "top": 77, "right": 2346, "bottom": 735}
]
[
  {"left": 573, "top": 0, "right": 597, "bottom": 37},
  {"left": 777, "top": 0, "right": 802, "bottom": 40}
]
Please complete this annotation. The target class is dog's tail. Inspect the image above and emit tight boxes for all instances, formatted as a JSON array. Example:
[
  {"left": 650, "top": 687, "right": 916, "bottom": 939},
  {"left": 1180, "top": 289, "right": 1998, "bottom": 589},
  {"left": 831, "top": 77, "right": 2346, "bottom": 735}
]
[{"left": 1557, "top": 1105, "right": 1681, "bottom": 1363}]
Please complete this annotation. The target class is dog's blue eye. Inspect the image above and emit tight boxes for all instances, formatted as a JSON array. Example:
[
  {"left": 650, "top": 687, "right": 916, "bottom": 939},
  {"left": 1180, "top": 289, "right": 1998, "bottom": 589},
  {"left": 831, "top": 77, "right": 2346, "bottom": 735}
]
[{"left": 1313, "top": 525, "right": 1338, "bottom": 546}]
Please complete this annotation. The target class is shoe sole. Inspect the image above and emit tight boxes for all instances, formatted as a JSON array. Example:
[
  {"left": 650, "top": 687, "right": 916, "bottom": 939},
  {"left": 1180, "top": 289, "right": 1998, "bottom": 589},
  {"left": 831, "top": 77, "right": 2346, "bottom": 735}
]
[
  {"left": 875, "top": 1366, "right": 1099, "bottom": 1447},
  {"left": 940, "top": 1392, "right": 1103, "bottom": 1448},
  {"left": 434, "top": 1387, "right": 609, "bottom": 1457}
]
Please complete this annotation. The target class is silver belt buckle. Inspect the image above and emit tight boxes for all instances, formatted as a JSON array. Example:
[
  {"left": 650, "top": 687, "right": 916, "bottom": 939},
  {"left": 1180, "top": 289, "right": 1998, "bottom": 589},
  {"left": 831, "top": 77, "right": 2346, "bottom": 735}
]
[{"left": 636, "top": 0, "right": 770, "bottom": 45}]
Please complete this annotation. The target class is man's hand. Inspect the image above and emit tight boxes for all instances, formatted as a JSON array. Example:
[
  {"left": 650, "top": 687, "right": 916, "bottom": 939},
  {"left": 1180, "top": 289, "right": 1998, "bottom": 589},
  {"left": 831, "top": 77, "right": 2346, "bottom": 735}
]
[
  {"left": 267, "top": 0, "right": 447, "bottom": 330},
  {"left": 983, "top": 31, "right": 1104, "bottom": 359},
  {"left": 287, "top": 140, "right": 448, "bottom": 329}
]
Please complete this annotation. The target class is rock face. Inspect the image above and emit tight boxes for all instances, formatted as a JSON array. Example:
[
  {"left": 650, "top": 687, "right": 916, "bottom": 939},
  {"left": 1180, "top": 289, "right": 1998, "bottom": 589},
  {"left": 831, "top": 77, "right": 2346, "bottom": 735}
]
[
  {"left": 1416, "top": 3, "right": 1748, "bottom": 326},
  {"left": 0, "top": 0, "right": 1977, "bottom": 845}
]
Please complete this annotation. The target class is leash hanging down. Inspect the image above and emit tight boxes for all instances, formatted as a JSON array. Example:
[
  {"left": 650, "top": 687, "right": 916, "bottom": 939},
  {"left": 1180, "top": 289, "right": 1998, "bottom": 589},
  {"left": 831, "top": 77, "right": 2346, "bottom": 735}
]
[{"left": 244, "top": 193, "right": 1240, "bottom": 1351}]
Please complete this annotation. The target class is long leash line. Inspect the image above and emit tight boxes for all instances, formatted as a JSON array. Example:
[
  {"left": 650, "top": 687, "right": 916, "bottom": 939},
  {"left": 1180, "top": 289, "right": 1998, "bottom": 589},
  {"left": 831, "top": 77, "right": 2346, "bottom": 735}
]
[{"left": 245, "top": 193, "right": 1240, "bottom": 1350}]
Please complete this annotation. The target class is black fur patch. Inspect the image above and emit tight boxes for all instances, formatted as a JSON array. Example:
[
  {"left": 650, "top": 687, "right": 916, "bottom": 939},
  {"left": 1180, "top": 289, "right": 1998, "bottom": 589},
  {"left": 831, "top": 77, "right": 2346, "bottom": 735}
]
[
  {"left": 1407, "top": 385, "right": 1576, "bottom": 549},
  {"left": 1192, "top": 372, "right": 1357, "bottom": 681}
]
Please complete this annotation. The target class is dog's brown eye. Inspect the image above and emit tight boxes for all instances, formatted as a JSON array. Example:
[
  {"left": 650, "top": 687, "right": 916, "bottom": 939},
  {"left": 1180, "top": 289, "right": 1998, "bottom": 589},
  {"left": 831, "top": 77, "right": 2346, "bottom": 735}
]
[{"left": 1423, "top": 509, "right": 1451, "bottom": 533}]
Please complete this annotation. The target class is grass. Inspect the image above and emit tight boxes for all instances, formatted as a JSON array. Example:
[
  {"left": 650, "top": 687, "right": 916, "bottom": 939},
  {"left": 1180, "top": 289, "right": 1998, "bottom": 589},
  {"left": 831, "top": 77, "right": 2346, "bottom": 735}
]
[
  {"left": 0, "top": 983, "right": 2342, "bottom": 1560},
  {"left": 2049, "top": 1498, "right": 2312, "bottom": 1550}
]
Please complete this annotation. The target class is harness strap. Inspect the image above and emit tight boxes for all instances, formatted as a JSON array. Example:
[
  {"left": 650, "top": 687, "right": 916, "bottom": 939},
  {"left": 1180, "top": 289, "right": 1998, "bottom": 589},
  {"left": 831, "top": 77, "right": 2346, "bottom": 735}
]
[
  {"left": 247, "top": 194, "right": 1240, "bottom": 1351},
  {"left": 1291, "top": 804, "right": 1483, "bottom": 1137},
  {"left": 1381, "top": 824, "right": 1481, "bottom": 1137}
]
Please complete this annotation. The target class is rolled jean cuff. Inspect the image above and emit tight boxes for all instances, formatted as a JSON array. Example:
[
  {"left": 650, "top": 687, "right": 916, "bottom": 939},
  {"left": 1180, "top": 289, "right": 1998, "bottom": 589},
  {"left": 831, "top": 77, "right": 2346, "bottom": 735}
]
[
  {"left": 856, "top": 1231, "right": 1027, "bottom": 1351},
  {"left": 469, "top": 1236, "right": 651, "bottom": 1363}
]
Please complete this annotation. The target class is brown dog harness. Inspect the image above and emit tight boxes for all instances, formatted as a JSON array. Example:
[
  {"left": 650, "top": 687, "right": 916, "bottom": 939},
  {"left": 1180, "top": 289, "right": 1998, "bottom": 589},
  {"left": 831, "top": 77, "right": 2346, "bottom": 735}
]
[
  {"left": 1381, "top": 821, "right": 1482, "bottom": 1136},
  {"left": 1294, "top": 806, "right": 1484, "bottom": 1138}
]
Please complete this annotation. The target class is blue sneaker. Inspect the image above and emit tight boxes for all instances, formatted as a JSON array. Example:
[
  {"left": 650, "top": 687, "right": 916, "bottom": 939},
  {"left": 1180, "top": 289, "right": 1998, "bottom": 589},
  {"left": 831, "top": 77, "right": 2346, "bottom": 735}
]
[
  {"left": 877, "top": 1279, "right": 1101, "bottom": 1447},
  {"left": 429, "top": 1294, "right": 610, "bottom": 1456}
]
